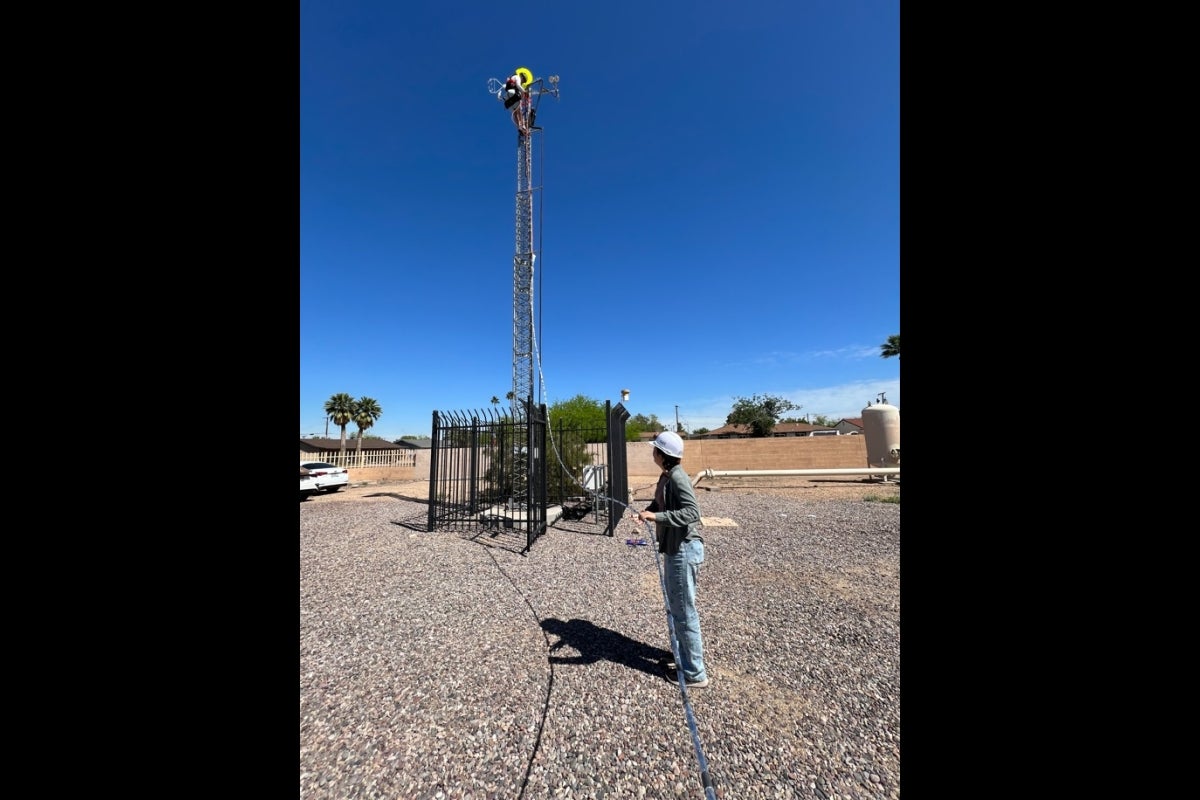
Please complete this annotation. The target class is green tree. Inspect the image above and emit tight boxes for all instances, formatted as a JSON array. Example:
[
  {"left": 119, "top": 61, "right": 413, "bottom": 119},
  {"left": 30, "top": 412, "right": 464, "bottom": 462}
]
[
  {"left": 880, "top": 333, "right": 900, "bottom": 359},
  {"left": 693, "top": 427, "right": 710, "bottom": 436},
  {"left": 548, "top": 394, "right": 605, "bottom": 436},
  {"left": 726, "top": 393, "right": 800, "bottom": 437},
  {"left": 631, "top": 413, "right": 665, "bottom": 432},
  {"left": 352, "top": 397, "right": 382, "bottom": 465},
  {"left": 544, "top": 394, "right": 606, "bottom": 499},
  {"left": 625, "top": 412, "right": 665, "bottom": 442},
  {"left": 324, "top": 393, "right": 356, "bottom": 458}
]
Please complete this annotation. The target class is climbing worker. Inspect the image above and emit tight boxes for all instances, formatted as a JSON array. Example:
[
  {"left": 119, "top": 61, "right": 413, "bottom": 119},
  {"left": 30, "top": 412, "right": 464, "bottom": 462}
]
[
  {"left": 501, "top": 67, "right": 535, "bottom": 133},
  {"left": 502, "top": 73, "right": 524, "bottom": 110}
]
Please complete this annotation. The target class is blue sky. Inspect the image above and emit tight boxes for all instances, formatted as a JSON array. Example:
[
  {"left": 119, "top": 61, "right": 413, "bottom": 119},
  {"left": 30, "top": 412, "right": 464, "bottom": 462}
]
[{"left": 300, "top": 0, "right": 899, "bottom": 440}]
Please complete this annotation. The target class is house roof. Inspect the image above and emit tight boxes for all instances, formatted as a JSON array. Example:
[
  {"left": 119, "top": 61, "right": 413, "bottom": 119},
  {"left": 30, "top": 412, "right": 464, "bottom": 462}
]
[
  {"left": 695, "top": 421, "right": 836, "bottom": 438},
  {"left": 772, "top": 422, "right": 834, "bottom": 435},
  {"left": 837, "top": 417, "right": 864, "bottom": 429},
  {"left": 299, "top": 437, "right": 409, "bottom": 451},
  {"left": 694, "top": 424, "right": 751, "bottom": 438}
]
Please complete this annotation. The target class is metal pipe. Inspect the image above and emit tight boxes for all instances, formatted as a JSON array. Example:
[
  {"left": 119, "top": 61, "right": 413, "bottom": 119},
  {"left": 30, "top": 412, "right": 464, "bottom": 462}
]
[{"left": 691, "top": 467, "right": 900, "bottom": 487}]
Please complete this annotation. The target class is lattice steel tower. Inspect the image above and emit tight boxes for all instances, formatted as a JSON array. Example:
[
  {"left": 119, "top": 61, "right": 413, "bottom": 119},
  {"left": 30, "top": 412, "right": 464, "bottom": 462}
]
[{"left": 488, "top": 70, "right": 559, "bottom": 423}]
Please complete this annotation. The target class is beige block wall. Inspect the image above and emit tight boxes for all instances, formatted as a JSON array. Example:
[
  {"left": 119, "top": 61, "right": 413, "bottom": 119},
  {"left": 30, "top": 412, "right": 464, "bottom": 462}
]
[
  {"left": 346, "top": 437, "right": 870, "bottom": 485},
  {"left": 629, "top": 436, "right": 868, "bottom": 476}
]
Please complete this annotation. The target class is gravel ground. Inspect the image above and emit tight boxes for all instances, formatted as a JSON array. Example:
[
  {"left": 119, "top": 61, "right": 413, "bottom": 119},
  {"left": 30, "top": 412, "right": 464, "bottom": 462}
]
[{"left": 300, "top": 479, "right": 900, "bottom": 800}]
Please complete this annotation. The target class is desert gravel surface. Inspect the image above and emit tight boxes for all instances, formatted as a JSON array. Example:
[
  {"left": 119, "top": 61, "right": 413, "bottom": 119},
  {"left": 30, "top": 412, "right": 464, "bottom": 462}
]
[{"left": 300, "top": 477, "right": 900, "bottom": 799}]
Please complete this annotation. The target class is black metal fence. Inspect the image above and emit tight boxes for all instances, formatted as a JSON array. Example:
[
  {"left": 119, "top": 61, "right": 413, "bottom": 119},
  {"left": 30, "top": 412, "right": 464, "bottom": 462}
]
[
  {"left": 426, "top": 401, "right": 629, "bottom": 551},
  {"left": 605, "top": 402, "right": 630, "bottom": 524}
]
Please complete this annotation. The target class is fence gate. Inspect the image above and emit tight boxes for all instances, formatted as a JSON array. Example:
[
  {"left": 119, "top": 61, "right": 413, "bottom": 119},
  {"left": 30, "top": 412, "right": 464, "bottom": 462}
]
[{"left": 605, "top": 401, "right": 630, "bottom": 532}]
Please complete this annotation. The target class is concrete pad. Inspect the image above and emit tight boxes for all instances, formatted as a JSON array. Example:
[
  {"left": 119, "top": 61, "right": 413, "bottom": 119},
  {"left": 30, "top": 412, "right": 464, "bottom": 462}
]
[{"left": 479, "top": 504, "right": 564, "bottom": 530}]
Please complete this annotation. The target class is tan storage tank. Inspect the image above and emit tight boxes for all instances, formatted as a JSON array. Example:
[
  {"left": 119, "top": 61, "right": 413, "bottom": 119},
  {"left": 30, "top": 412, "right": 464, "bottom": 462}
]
[{"left": 863, "top": 402, "right": 900, "bottom": 469}]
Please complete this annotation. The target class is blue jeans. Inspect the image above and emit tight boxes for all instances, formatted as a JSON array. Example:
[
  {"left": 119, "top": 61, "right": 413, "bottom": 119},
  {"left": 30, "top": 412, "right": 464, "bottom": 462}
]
[{"left": 664, "top": 539, "right": 707, "bottom": 682}]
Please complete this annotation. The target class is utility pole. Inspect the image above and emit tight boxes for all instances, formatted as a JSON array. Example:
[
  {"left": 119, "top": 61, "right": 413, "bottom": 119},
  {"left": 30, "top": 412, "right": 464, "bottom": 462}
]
[{"left": 675, "top": 405, "right": 680, "bottom": 433}]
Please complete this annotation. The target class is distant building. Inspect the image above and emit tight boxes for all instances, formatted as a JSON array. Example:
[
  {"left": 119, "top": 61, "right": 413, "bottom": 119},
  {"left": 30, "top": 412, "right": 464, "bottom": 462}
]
[
  {"left": 299, "top": 437, "right": 418, "bottom": 468},
  {"left": 833, "top": 418, "right": 864, "bottom": 436},
  {"left": 693, "top": 422, "right": 836, "bottom": 439},
  {"left": 393, "top": 437, "right": 433, "bottom": 450}
]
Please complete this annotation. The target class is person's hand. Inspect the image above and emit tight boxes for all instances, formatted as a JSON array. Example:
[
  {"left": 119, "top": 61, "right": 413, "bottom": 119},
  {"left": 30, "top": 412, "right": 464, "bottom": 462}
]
[{"left": 636, "top": 510, "right": 655, "bottom": 523}]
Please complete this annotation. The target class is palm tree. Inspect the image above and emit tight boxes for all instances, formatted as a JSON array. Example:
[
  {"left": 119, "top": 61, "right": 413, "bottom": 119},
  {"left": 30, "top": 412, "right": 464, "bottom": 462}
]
[
  {"left": 491, "top": 395, "right": 500, "bottom": 410},
  {"left": 324, "top": 393, "right": 355, "bottom": 459},
  {"left": 880, "top": 334, "right": 900, "bottom": 359},
  {"left": 352, "top": 396, "right": 383, "bottom": 466}
]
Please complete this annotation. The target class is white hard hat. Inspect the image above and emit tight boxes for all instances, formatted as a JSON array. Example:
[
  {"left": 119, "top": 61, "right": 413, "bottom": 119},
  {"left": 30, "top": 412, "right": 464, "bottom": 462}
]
[{"left": 652, "top": 431, "right": 684, "bottom": 458}]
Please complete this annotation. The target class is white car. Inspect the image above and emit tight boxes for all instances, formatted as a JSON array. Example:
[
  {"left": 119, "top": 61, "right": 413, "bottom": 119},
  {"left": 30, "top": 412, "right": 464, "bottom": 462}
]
[{"left": 300, "top": 461, "right": 349, "bottom": 499}]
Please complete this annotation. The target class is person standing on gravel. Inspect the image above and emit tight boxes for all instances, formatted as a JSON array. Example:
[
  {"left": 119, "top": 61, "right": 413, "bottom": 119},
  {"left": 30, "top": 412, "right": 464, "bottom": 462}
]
[{"left": 635, "top": 431, "right": 710, "bottom": 689}]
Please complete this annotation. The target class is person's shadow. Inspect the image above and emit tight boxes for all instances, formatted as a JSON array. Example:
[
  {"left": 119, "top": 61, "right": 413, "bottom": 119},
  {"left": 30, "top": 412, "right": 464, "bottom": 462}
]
[{"left": 541, "top": 617, "right": 671, "bottom": 678}]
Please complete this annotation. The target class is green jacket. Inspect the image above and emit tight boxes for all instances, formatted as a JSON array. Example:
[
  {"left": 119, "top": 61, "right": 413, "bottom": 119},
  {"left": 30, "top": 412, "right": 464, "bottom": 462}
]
[{"left": 646, "top": 464, "right": 703, "bottom": 555}]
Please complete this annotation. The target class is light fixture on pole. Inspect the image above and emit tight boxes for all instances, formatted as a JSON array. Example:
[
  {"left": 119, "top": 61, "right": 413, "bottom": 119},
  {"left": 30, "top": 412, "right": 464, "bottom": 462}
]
[{"left": 620, "top": 388, "right": 630, "bottom": 403}]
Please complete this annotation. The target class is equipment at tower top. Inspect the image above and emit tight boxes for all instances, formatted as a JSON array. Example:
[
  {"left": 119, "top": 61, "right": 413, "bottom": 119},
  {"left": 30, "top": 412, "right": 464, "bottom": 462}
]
[{"left": 488, "top": 68, "right": 559, "bottom": 135}]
